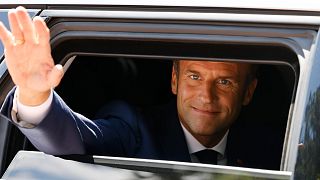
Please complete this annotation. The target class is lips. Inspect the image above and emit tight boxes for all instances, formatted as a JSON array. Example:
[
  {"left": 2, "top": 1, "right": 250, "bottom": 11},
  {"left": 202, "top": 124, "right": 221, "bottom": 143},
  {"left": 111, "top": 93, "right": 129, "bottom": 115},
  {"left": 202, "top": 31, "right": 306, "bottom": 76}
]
[{"left": 191, "top": 106, "right": 220, "bottom": 115}]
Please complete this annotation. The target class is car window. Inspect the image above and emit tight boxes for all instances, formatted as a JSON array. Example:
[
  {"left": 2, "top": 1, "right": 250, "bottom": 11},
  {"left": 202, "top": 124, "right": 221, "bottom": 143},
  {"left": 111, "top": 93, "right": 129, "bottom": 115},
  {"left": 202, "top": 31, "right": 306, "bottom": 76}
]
[
  {"left": 2, "top": 151, "right": 292, "bottom": 180},
  {"left": 45, "top": 22, "right": 299, "bottom": 175}
]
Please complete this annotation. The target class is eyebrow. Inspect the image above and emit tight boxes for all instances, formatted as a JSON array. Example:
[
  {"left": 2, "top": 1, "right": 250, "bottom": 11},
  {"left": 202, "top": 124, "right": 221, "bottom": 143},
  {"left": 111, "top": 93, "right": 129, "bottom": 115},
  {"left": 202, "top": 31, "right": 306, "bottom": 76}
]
[
  {"left": 185, "top": 70, "right": 201, "bottom": 74},
  {"left": 185, "top": 69, "right": 240, "bottom": 81}
]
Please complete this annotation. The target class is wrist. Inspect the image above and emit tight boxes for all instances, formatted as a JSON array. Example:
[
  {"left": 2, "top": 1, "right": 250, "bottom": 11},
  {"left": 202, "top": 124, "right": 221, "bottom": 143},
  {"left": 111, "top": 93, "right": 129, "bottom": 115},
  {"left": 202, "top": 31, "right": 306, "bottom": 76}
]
[{"left": 17, "top": 86, "right": 51, "bottom": 106}]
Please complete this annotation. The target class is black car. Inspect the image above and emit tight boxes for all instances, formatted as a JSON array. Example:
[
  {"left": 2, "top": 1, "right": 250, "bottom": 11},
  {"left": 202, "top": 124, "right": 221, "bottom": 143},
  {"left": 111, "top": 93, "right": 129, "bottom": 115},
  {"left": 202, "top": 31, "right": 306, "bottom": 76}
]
[{"left": 0, "top": 2, "right": 320, "bottom": 179}]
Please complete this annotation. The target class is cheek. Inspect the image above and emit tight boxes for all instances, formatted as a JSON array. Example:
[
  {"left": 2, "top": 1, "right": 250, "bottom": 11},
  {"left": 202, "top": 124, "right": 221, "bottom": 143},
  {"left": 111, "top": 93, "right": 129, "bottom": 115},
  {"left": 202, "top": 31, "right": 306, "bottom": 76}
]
[
  {"left": 178, "top": 84, "right": 198, "bottom": 104},
  {"left": 219, "top": 91, "right": 242, "bottom": 113}
]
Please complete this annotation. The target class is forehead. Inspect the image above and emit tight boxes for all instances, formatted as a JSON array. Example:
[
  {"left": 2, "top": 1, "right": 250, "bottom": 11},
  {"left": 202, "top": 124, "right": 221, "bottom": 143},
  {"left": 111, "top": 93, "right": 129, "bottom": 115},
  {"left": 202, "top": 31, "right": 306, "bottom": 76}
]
[{"left": 179, "top": 60, "right": 250, "bottom": 75}]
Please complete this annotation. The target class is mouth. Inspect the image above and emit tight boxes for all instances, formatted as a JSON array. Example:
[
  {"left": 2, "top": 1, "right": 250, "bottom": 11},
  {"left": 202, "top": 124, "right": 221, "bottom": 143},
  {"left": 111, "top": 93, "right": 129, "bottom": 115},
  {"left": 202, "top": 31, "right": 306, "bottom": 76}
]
[{"left": 191, "top": 106, "right": 220, "bottom": 116}]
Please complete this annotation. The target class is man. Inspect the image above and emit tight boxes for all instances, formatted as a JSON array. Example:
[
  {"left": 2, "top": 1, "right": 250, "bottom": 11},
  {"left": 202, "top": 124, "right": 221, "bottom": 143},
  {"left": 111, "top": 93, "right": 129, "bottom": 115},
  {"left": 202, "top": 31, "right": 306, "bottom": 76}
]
[{"left": 0, "top": 7, "right": 261, "bottom": 168}]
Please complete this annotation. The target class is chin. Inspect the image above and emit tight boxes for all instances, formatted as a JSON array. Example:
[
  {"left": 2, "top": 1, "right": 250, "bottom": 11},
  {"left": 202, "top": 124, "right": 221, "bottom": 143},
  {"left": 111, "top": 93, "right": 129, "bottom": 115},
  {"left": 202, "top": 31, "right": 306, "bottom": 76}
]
[{"left": 192, "top": 126, "right": 217, "bottom": 136}]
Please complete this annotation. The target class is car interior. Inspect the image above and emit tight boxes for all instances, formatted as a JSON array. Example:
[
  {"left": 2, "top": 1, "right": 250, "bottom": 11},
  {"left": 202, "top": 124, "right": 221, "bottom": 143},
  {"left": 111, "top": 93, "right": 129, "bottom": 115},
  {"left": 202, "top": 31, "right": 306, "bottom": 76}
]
[{"left": 56, "top": 55, "right": 296, "bottom": 170}]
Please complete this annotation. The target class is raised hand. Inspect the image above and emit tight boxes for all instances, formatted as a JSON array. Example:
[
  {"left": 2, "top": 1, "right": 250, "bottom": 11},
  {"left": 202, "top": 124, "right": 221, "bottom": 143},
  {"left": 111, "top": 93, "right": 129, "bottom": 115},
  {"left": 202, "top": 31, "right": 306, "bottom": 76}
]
[{"left": 0, "top": 6, "right": 64, "bottom": 106}]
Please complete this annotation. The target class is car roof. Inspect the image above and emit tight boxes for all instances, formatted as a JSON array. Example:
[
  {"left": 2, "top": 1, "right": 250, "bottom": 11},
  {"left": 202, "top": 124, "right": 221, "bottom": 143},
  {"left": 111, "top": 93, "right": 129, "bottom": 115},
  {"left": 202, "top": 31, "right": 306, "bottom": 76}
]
[{"left": 1, "top": 0, "right": 320, "bottom": 12}]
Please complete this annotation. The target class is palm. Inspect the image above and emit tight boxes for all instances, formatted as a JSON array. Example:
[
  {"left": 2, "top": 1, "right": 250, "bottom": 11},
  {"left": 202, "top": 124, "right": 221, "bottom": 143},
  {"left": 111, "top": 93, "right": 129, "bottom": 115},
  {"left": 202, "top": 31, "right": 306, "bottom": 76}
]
[
  {"left": 0, "top": 7, "right": 63, "bottom": 105},
  {"left": 5, "top": 37, "right": 54, "bottom": 93}
]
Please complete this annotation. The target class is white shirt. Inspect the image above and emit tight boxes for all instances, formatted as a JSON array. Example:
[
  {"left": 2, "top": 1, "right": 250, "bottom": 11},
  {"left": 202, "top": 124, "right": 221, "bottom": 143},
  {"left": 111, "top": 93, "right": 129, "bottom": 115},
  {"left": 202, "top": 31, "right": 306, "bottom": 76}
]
[
  {"left": 180, "top": 122, "right": 228, "bottom": 165},
  {"left": 13, "top": 88, "right": 228, "bottom": 165},
  {"left": 12, "top": 87, "right": 53, "bottom": 126}
]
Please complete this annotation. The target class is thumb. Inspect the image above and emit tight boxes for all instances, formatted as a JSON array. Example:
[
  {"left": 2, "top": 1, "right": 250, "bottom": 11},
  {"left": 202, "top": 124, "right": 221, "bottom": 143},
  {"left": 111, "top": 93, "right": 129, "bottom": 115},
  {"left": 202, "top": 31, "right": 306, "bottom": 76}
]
[{"left": 48, "top": 64, "right": 64, "bottom": 88}]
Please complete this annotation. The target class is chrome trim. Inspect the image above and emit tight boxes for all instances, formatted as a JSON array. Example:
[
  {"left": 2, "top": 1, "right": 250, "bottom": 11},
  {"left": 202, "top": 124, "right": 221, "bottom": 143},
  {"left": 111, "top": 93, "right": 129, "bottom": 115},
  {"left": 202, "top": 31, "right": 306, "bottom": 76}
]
[
  {"left": 41, "top": 10, "right": 320, "bottom": 25},
  {"left": 2, "top": 0, "right": 320, "bottom": 12}
]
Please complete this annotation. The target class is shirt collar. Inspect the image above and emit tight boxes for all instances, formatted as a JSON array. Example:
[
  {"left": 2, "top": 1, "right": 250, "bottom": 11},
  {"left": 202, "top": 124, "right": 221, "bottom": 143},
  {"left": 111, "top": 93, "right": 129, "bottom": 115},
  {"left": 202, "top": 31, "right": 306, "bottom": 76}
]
[{"left": 180, "top": 122, "right": 228, "bottom": 156}]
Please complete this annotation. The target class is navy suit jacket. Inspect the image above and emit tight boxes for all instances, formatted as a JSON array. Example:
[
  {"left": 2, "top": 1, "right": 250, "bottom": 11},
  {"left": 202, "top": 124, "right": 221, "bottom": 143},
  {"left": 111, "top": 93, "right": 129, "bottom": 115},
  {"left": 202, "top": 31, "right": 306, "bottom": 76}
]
[
  {"left": 1, "top": 89, "right": 190, "bottom": 161},
  {"left": 1, "top": 88, "right": 281, "bottom": 170}
]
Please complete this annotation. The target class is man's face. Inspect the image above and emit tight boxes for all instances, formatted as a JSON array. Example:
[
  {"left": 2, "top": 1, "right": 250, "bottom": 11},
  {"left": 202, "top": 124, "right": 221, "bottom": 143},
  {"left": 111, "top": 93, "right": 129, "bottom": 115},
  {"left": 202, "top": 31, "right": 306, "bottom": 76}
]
[{"left": 171, "top": 60, "right": 257, "bottom": 142}]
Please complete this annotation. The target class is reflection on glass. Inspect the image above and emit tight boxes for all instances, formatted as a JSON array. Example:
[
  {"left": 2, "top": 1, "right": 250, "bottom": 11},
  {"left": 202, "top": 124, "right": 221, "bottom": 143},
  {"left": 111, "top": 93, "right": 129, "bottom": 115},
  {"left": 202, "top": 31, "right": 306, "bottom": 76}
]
[
  {"left": 0, "top": 11, "right": 10, "bottom": 55},
  {"left": 3, "top": 151, "right": 290, "bottom": 180},
  {"left": 295, "top": 86, "right": 320, "bottom": 179}
]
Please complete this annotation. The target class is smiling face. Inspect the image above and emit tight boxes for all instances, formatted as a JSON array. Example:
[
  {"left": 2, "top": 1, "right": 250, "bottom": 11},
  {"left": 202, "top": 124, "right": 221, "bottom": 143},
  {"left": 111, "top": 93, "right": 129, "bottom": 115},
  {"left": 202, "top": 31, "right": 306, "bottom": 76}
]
[{"left": 171, "top": 60, "right": 257, "bottom": 147}]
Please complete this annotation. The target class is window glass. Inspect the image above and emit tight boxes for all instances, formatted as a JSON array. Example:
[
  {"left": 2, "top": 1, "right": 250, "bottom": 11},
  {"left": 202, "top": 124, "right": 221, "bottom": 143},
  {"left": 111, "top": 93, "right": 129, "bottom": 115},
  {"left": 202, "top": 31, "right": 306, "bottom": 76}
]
[
  {"left": 0, "top": 10, "right": 10, "bottom": 57},
  {"left": 2, "top": 151, "right": 292, "bottom": 179}
]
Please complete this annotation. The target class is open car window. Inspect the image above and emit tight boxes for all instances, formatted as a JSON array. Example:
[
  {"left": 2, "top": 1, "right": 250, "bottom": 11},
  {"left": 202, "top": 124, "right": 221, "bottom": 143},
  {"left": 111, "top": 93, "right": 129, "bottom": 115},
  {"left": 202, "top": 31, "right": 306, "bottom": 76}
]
[
  {"left": 54, "top": 54, "right": 295, "bottom": 168},
  {"left": 18, "top": 38, "right": 297, "bottom": 179}
]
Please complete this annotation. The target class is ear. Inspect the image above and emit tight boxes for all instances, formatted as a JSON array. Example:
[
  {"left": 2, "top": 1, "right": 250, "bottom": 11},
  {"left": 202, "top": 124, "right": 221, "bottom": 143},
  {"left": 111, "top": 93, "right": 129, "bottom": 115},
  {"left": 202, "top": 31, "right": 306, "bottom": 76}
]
[
  {"left": 242, "top": 78, "right": 257, "bottom": 106},
  {"left": 171, "top": 66, "right": 178, "bottom": 95}
]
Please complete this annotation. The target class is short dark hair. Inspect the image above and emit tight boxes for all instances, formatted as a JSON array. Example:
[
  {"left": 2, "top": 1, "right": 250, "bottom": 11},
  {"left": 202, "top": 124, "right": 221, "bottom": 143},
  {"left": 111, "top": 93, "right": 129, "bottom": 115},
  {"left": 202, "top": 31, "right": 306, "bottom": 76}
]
[{"left": 173, "top": 60, "right": 179, "bottom": 77}]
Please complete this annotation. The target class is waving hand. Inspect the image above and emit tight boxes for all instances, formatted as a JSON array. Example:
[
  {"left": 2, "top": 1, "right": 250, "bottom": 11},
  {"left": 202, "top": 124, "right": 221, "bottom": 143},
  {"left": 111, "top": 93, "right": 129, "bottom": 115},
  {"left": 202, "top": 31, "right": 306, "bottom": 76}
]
[{"left": 0, "top": 6, "right": 63, "bottom": 106}]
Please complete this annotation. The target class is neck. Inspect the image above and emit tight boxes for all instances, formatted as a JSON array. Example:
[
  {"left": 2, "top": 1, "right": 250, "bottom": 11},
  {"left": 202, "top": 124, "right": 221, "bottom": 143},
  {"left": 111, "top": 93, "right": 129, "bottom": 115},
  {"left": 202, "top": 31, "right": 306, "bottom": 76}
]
[{"left": 194, "top": 131, "right": 226, "bottom": 148}]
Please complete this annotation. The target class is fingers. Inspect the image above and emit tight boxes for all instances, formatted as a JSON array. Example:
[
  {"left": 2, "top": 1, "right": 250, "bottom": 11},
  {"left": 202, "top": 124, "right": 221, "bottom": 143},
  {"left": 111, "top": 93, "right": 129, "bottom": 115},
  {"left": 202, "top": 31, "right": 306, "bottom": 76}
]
[
  {"left": 15, "top": 6, "right": 36, "bottom": 43},
  {"left": 33, "top": 16, "right": 50, "bottom": 45},
  {"left": 0, "top": 22, "right": 13, "bottom": 47},
  {"left": 48, "top": 64, "right": 64, "bottom": 88},
  {"left": 2, "top": 6, "right": 50, "bottom": 47},
  {"left": 8, "top": 9, "right": 24, "bottom": 45}
]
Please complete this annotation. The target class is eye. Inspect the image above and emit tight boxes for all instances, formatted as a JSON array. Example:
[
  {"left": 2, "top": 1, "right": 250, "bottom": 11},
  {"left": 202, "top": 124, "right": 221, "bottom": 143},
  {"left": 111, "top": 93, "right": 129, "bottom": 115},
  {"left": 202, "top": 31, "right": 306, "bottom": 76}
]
[
  {"left": 189, "top": 74, "right": 200, "bottom": 80},
  {"left": 218, "top": 79, "right": 231, "bottom": 85}
]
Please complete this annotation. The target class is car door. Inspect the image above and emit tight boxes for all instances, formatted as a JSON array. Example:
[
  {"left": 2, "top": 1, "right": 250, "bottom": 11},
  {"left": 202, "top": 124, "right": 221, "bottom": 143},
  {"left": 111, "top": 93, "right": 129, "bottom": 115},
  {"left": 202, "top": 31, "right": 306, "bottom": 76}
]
[{"left": 0, "top": 3, "right": 319, "bottom": 179}]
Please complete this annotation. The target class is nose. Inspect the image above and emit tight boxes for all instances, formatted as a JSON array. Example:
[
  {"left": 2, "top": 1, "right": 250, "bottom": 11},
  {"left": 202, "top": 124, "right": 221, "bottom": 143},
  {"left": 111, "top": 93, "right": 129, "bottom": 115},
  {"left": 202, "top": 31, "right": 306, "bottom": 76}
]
[{"left": 198, "top": 81, "right": 216, "bottom": 104}]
